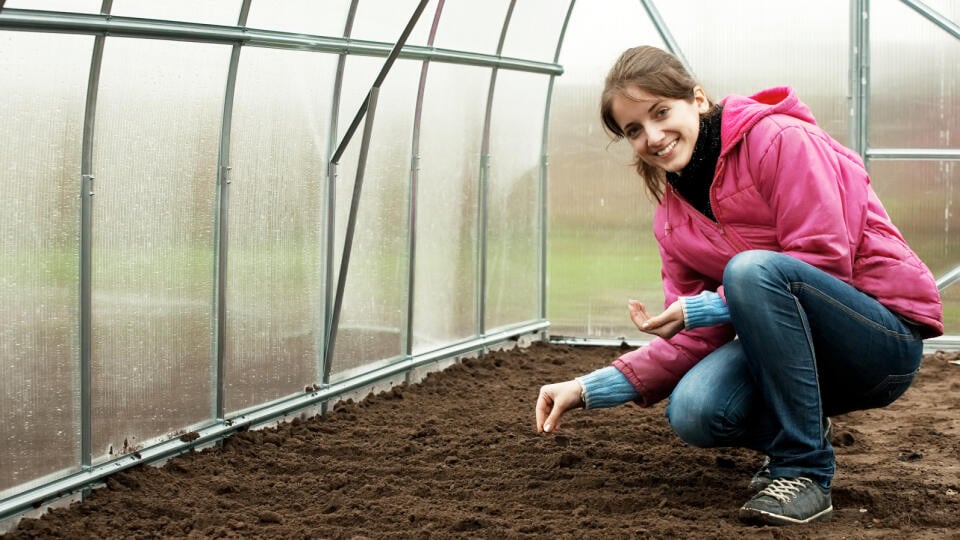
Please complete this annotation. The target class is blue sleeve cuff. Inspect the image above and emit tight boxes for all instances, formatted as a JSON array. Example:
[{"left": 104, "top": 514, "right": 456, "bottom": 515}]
[
  {"left": 680, "top": 290, "right": 730, "bottom": 329},
  {"left": 575, "top": 366, "right": 638, "bottom": 409}
]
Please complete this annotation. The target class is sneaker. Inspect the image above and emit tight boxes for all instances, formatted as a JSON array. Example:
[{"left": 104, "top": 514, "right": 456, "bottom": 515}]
[
  {"left": 747, "top": 419, "right": 833, "bottom": 492},
  {"left": 739, "top": 477, "right": 833, "bottom": 526}
]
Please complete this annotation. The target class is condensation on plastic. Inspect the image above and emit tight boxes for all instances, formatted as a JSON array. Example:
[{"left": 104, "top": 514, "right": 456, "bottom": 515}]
[
  {"left": 412, "top": 63, "right": 489, "bottom": 354},
  {"left": 245, "top": 0, "right": 351, "bottom": 38},
  {"left": 485, "top": 70, "right": 550, "bottom": 332},
  {"left": 0, "top": 31, "right": 88, "bottom": 499},
  {"left": 89, "top": 37, "right": 230, "bottom": 464},
  {"left": 500, "top": 0, "right": 571, "bottom": 63},
  {"left": 4, "top": 0, "right": 101, "bottom": 13},
  {"left": 870, "top": 0, "right": 959, "bottom": 150},
  {"left": 328, "top": 57, "right": 421, "bottom": 379},
  {"left": 224, "top": 48, "right": 337, "bottom": 415},
  {"left": 655, "top": 0, "right": 850, "bottom": 144},
  {"left": 109, "top": 0, "right": 242, "bottom": 26},
  {"left": 431, "top": 0, "right": 511, "bottom": 54},
  {"left": 546, "top": 0, "right": 664, "bottom": 339}
]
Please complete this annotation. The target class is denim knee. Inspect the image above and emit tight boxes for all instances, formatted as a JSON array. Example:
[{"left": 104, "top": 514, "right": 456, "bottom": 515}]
[
  {"left": 723, "top": 250, "right": 778, "bottom": 289},
  {"left": 666, "top": 384, "right": 722, "bottom": 448},
  {"left": 722, "top": 250, "right": 785, "bottom": 306}
]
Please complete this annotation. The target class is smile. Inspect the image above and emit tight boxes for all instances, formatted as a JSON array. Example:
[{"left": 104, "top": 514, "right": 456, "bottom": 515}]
[{"left": 655, "top": 140, "right": 678, "bottom": 156}]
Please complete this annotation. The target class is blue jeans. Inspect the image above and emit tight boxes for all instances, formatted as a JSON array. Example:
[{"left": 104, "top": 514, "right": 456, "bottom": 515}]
[{"left": 665, "top": 250, "right": 923, "bottom": 486}]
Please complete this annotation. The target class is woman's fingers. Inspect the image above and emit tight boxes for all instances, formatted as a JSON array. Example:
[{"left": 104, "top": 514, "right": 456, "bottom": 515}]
[
  {"left": 535, "top": 388, "right": 553, "bottom": 432},
  {"left": 536, "top": 381, "right": 583, "bottom": 433},
  {"left": 628, "top": 299, "right": 650, "bottom": 330}
]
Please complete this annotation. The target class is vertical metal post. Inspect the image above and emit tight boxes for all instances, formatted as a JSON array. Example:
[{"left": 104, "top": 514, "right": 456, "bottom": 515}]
[
  {"left": 78, "top": 0, "right": 111, "bottom": 474},
  {"left": 850, "top": 0, "right": 870, "bottom": 160},
  {"left": 405, "top": 0, "right": 446, "bottom": 361},
  {"left": 477, "top": 1, "right": 516, "bottom": 339},
  {"left": 639, "top": 0, "right": 694, "bottom": 78},
  {"left": 324, "top": 0, "right": 430, "bottom": 382},
  {"left": 538, "top": 0, "right": 576, "bottom": 335},
  {"left": 212, "top": 0, "right": 250, "bottom": 420},
  {"left": 320, "top": 0, "right": 359, "bottom": 411},
  {"left": 325, "top": 88, "right": 379, "bottom": 375}
]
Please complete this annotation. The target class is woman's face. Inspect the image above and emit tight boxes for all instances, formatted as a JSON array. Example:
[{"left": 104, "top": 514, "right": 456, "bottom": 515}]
[{"left": 610, "top": 85, "right": 710, "bottom": 173}]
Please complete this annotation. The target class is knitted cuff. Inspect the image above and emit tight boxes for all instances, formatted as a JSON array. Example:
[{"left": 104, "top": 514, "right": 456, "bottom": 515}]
[
  {"left": 575, "top": 366, "right": 638, "bottom": 410},
  {"left": 679, "top": 290, "right": 731, "bottom": 329}
]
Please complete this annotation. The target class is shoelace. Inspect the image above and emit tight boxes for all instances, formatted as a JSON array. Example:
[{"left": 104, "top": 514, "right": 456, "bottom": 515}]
[{"left": 758, "top": 477, "right": 814, "bottom": 503}]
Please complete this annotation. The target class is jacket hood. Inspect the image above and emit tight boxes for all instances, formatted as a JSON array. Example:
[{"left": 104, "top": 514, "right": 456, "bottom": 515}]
[{"left": 718, "top": 86, "right": 817, "bottom": 157}]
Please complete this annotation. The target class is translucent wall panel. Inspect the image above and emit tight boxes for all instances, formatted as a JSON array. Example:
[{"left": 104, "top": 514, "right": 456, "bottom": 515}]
[
  {"left": 547, "top": 0, "right": 662, "bottom": 338},
  {"left": 501, "top": 0, "right": 570, "bottom": 62},
  {"left": 926, "top": 0, "right": 960, "bottom": 18},
  {"left": 412, "top": 63, "right": 487, "bottom": 354},
  {"left": 870, "top": 0, "right": 960, "bottom": 149},
  {"left": 655, "top": 0, "right": 850, "bottom": 142},
  {"left": 90, "top": 38, "right": 228, "bottom": 461},
  {"left": 869, "top": 160, "right": 959, "bottom": 334},
  {"left": 245, "top": 0, "right": 350, "bottom": 37},
  {"left": 224, "top": 49, "right": 335, "bottom": 414},
  {"left": 433, "top": 0, "right": 510, "bottom": 54},
  {"left": 485, "top": 71, "right": 549, "bottom": 331},
  {"left": 328, "top": 57, "right": 420, "bottom": 379},
  {"left": 110, "top": 0, "right": 242, "bottom": 25},
  {"left": 5, "top": 0, "right": 100, "bottom": 12},
  {"left": 0, "top": 31, "right": 88, "bottom": 498},
  {"left": 352, "top": 0, "right": 433, "bottom": 44}
]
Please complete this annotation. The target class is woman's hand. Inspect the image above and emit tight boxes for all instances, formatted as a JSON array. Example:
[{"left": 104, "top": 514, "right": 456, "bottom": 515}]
[
  {"left": 629, "top": 299, "right": 685, "bottom": 339},
  {"left": 535, "top": 380, "right": 584, "bottom": 433}
]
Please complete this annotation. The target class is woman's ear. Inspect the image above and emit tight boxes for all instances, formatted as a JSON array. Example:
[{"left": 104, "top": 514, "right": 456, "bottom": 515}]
[{"left": 693, "top": 86, "right": 710, "bottom": 113}]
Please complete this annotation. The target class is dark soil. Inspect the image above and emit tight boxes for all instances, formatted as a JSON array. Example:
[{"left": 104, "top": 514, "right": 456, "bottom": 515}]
[{"left": 5, "top": 343, "right": 960, "bottom": 539}]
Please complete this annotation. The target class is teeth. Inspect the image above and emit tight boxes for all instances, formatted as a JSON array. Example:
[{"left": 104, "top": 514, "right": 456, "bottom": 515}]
[{"left": 656, "top": 140, "right": 677, "bottom": 156}]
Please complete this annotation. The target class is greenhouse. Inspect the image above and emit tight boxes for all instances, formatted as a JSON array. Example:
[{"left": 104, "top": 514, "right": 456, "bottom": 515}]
[{"left": 1, "top": 0, "right": 958, "bottom": 536}]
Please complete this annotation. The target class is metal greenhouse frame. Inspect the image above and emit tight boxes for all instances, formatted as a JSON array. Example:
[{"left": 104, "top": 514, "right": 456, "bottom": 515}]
[{"left": 0, "top": 0, "right": 957, "bottom": 527}]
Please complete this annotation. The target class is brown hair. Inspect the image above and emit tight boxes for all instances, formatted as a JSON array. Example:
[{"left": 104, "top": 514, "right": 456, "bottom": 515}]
[{"left": 600, "top": 46, "right": 710, "bottom": 201}]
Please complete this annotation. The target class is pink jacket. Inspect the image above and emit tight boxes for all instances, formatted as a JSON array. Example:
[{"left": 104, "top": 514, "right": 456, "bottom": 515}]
[{"left": 613, "top": 87, "right": 944, "bottom": 406}]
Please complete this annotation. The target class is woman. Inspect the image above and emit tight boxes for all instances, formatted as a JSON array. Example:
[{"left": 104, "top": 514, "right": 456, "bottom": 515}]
[{"left": 535, "top": 46, "right": 943, "bottom": 526}]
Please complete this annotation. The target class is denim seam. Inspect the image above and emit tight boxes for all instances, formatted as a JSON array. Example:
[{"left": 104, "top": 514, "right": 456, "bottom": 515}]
[{"left": 788, "top": 282, "right": 915, "bottom": 341}]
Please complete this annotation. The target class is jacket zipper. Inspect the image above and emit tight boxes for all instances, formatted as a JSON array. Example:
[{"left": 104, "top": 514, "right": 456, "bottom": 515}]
[{"left": 669, "top": 161, "right": 751, "bottom": 254}]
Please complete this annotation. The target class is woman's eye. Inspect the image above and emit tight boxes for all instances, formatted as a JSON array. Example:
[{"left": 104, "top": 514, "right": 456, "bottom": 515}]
[
  {"left": 626, "top": 126, "right": 641, "bottom": 138},
  {"left": 657, "top": 108, "right": 669, "bottom": 118}
]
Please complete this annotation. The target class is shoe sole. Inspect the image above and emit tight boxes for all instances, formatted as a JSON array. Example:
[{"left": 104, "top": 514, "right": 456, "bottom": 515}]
[{"left": 738, "top": 505, "right": 833, "bottom": 526}]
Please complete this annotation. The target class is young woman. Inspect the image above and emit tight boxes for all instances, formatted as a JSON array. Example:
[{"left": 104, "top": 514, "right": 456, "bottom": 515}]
[{"left": 535, "top": 46, "right": 943, "bottom": 526}]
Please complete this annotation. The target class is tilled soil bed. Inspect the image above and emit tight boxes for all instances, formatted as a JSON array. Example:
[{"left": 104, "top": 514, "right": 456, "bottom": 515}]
[{"left": 5, "top": 343, "right": 960, "bottom": 539}]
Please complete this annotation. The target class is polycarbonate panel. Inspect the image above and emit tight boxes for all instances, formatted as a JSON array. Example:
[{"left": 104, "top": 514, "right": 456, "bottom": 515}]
[
  {"left": 485, "top": 71, "right": 549, "bottom": 331},
  {"left": 870, "top": 0, "right": 960, "bottom": 149},
  {"left": 432, "top": 0, "right": 510, "bottom": 54},
  {"left": 0, "top": 31, "right": 87, "bottom": 498},
  {"left": 500, "top": 0, "right": 570, "bottom": 62},
  {"left": 655, "top": 0, "right": 849, "bottom": 141},
  {"left": 4, "top": 0, "right": 100, "bottom": 12},
  {"left": 224, "top": 48, "right": 336, "bottom": 414},
  {"left": 110, "top": 0, "right": 242, "bottom": 26},
  {"left": 351, "top": 0, "right": 433, "bottom": 45},
  {"left": 547, "top": 0, "right": 663, "bottom": 339},
  {"left": 328, "top": 57, "right": 420, "bottom": 379},
  {"left": 869, "top": 160, "right": 959, "bottom": 334},
  {"left": 412, "top": 63, "right": 488, "bottom": 354},
  {"left": 245, "top": 0, "right": 350, "bottom": 37},
  {"left": 90, "top": 38, "right": 228, "bottom": 462},
  {"left": 924, "top": 0, "right": 960, "bottom": 18}
]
